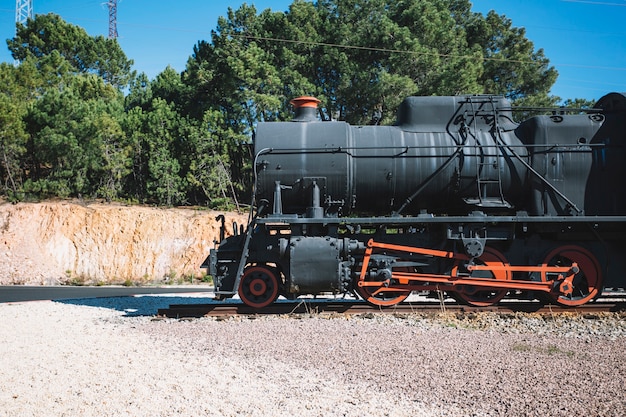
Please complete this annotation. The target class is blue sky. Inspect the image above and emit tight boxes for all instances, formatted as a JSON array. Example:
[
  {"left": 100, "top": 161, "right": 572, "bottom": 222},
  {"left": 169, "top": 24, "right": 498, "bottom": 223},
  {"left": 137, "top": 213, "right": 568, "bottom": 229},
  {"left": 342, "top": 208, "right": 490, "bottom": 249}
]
[{"left": 1, "top": 0, "right": 624, "bottom": 102}]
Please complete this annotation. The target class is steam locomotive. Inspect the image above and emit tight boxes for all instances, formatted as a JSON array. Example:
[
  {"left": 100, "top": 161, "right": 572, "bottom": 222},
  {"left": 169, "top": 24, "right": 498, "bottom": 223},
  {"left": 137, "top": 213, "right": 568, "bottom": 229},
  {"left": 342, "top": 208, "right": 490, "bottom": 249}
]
[{"left": 205, "top": 92, "right": 626, "bottom": 308}]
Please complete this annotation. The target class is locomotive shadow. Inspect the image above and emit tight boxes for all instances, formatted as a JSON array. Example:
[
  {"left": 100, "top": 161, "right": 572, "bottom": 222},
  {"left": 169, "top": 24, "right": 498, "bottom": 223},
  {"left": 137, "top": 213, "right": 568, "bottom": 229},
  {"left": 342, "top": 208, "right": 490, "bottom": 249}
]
[
  {"left": 54, "top": 295, "right": 626, "bottom": 317},
  {"left": 55, "top": 294, "right": 219, "bottom": 317},
  {"left": 56, "top": 294, "right": 366, "bottom": 317}
]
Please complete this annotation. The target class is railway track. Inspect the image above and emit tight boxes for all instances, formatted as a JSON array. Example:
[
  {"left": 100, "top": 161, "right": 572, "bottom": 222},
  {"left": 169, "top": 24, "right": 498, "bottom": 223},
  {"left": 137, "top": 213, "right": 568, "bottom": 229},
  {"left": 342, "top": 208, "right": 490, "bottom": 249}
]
[{"left": 157, "top": 298, "right": 626, "bottom": 319}]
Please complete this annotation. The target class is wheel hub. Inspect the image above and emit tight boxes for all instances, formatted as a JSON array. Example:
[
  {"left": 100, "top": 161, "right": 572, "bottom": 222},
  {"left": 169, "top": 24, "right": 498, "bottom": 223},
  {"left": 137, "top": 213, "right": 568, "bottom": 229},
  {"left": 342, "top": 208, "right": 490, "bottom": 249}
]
[{"left": 249, "top": 278, "right": 267, "bottom": 296}]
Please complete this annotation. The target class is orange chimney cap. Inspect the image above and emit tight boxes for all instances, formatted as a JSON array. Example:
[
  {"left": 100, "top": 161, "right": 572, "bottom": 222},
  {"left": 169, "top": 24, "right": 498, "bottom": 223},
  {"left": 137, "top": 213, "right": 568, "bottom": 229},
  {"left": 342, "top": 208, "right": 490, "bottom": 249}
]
[{"left": 290, "top": 96, "right": 321, "bottom": 108}]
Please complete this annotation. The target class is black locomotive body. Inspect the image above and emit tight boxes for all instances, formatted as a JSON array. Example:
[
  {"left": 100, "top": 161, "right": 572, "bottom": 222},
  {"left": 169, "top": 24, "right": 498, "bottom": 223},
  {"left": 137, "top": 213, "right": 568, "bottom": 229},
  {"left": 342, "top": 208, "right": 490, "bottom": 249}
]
[{"left": 206, "top": 93, "right": 626, "bottom": 308}]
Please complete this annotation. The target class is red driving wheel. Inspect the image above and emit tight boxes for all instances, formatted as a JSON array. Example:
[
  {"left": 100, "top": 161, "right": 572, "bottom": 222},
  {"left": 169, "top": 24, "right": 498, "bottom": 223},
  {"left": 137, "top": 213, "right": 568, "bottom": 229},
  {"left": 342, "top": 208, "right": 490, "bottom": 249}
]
[
  {"left": 238, "top": 265, "right": 280, "bottom": 309},
  {"left": 542, "top": 245, "right": 602, "bottom": 306},
  {"left": 451, "top": 247, "right": 511, "bottom": 307}
]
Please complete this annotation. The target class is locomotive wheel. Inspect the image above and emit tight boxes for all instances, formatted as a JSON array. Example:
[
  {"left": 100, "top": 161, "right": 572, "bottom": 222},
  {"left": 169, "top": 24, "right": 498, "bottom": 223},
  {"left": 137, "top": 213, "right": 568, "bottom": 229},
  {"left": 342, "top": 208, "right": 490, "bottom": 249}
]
[
  {"left": 542, "top": 245, "right": 602, "bottom": 307},
  {"left": 356, "top": 267, "right": 411, "bottom": 307},
  {"left": 238, "top": 265, "right": 280, "bottom": 309},
  {"left": 356, "top": 286, "right": 411, "bottom": 307},
  {"left": 451, "top": 247, "right": 511, "bottom": 307}
]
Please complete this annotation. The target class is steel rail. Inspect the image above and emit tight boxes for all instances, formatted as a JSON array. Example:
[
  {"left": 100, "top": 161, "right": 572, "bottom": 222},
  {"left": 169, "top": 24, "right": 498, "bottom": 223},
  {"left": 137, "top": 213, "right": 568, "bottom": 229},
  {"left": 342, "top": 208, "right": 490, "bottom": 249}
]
[{"left": 157, "top": 299, "right": 626, "bottom": 319}]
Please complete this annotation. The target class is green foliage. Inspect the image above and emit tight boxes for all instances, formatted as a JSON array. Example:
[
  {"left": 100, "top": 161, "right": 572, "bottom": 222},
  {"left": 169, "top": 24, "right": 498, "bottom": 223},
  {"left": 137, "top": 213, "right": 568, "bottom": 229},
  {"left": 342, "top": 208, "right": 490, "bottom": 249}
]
[
  {"left": 186, "top": 0, "right": 559, "bottom": 126},
  {"left": 22, "top": 74, "right": 128, "bottom": 199},
  {"left": 8, "top": 13, "right": 135, "bottom": 88},
  {"left": 562, "top": 98, "right": 596, "bottom": 110},
  {"left": 0, "top": 2, "right": 589, "bottom": 206},
  {"left": 142, "top": 99, "right": 186, "bottom": 205},
  {"left": 0, "top": 64, "right": 28, "bottom": 200}
]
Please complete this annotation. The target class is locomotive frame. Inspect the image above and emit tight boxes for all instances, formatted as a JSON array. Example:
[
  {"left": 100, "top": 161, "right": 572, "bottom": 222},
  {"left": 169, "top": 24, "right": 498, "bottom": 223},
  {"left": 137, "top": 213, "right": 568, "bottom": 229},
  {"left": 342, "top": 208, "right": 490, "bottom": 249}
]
[{"left": 205, "top": 93, "right": 626, "bottom": 309}]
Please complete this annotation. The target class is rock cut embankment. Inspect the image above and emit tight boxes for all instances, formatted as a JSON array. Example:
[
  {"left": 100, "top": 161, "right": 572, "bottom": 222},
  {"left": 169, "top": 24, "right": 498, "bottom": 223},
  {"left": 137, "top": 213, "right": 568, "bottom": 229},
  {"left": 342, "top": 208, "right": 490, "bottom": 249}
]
[{"left": 0, "top": 201, "right": 245, "bottom": 285}]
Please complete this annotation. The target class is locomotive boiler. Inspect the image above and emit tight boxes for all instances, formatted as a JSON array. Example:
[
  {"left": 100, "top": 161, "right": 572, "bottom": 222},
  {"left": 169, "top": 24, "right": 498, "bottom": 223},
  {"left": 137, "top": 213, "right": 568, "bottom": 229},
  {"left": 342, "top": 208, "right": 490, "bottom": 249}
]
[{"left": 206, "top": 93, "right": 626, "bottom": 308}]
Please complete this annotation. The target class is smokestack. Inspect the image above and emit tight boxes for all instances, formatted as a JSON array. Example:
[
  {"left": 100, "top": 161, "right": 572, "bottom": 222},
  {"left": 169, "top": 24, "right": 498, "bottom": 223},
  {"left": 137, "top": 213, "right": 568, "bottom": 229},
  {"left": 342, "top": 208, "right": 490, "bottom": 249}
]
[{"left": 290, "top": 96, "right": 321, "bottom": 122}]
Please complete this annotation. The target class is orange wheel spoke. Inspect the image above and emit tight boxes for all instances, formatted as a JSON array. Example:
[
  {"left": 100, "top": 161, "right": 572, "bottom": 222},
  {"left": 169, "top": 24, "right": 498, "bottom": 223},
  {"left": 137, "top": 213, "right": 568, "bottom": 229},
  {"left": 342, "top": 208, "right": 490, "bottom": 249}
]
[
  {"left": 542, "top": 245, "right": 602, "bottom": 307},
  {"left": 452, "top": 247, "right": 510, "bottom": 307},
  {"left": 356, "top": 266, "right": 411, "bottom": 307}
]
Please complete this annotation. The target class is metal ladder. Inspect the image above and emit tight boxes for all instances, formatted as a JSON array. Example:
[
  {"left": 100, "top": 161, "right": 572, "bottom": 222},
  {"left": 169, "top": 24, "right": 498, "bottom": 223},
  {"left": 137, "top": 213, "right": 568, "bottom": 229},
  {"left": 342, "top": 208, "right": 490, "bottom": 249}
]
[{"left": 466, "top": 96, "right": 510, "bottom": 208}]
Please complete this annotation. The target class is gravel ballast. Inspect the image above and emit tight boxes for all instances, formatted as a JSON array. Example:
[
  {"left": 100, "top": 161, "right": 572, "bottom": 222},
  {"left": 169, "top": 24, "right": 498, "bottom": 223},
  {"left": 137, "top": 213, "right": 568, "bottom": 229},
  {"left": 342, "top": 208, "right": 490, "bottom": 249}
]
[{"left": 1, "top": 296, "right": 625, "bottom": 416}]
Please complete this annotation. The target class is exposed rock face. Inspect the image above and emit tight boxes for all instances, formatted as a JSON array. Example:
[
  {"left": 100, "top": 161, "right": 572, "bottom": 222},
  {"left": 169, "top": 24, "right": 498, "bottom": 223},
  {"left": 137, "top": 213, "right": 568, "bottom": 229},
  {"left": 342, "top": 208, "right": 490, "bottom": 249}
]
[{"left": 0, "top": 201, "right": 246, "bottom": 285}]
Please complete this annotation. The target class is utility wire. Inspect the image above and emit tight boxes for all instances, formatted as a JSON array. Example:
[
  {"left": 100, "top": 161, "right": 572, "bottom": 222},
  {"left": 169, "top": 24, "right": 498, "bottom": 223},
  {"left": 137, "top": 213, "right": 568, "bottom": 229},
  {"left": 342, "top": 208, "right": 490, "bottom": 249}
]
[
  {"left": 561, "top": 0, "right": 626, "bottom": 6},
  {"left": 227, "top": 32, "right": 626, "bottom": 72},
  {"left": 6, "top": 3, "right": 626, "bottom": 73}
]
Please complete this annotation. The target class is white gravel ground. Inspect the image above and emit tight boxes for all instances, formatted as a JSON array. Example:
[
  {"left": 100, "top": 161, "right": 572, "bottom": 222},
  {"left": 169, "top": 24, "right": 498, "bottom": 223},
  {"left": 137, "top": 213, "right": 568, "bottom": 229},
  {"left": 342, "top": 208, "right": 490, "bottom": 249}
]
[{"left": 1, "top": 294, "right": 625, "bottom": 417}]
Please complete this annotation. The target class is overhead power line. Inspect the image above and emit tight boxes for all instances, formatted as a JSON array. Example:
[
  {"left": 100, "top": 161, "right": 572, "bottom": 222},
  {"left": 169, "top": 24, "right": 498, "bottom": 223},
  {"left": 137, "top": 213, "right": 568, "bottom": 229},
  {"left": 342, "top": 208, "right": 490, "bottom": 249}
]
[
  {"left": 227, "top": 32, "right": 626, "bottom": 73},
  {"left": 561, "top": 0, "right": 626, "bottom": 6}
]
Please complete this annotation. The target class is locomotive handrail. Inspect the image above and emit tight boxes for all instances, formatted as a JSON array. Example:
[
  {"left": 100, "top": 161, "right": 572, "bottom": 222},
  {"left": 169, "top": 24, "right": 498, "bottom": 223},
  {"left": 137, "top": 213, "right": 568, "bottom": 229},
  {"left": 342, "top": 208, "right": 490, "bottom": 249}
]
[
  {"left": 222, "top": 146, "right": 277, "bottom": 297},
  {"left": 511, "top": 106, "right": 603, "bottom": 113},
  {"left": 493, "top": 125, "right": 584, "bottom": 214},
  {"left": 393, "top": 144, "right": 466, "bottom": 216},
  {"left": 469, "top": 96, "right": 507, "bottom": 206},
  {"left": 252, "top": 147, "right": 275, "bottom": 220},
  {"left": 249, "top": 143, "right": 603, "bottom": 154}
]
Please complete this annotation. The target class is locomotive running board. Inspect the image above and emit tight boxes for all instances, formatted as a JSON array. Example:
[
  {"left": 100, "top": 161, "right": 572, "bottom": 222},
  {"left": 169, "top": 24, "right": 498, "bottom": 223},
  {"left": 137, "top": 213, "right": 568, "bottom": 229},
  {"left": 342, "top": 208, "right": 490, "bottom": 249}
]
[{"left": 357, "top": 239, "right": 578, "bottom": 297}]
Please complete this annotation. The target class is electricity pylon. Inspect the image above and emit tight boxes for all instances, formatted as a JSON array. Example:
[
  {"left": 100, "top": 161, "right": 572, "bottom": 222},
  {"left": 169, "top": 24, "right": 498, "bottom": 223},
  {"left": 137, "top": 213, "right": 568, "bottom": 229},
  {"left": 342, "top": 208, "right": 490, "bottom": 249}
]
[
  {"left": 16, "top": 0, "right": 33, "bottom": 27},
  {"left": 107, "top": 0, "right": 118, "bottom": 39}
]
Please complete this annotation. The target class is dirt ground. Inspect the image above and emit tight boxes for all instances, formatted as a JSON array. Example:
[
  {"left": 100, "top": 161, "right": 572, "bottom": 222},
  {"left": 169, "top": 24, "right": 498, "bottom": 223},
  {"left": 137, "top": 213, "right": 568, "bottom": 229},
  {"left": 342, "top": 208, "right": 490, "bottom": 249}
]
[{"left": 0, "top": 200, "right": 245, "bottom": 285}]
